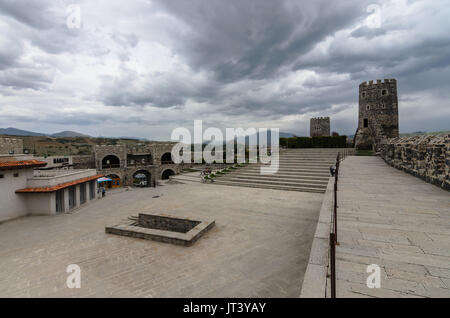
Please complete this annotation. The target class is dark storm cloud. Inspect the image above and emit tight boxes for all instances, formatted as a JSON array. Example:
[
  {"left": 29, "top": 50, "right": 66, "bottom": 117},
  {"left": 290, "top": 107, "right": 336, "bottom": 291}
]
[
  {"left": 0, "top": 0, "right": 54, "bottom": 30},
  {"left": 98, "top": 0, "right": 377, "bottom": 112},
  {"left": 155, "top": 0, "right": 372, "bottom": 82}
]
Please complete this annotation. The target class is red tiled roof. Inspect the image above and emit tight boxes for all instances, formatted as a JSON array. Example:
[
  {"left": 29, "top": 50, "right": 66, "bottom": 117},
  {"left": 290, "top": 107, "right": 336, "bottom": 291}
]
[
  {"left": 15, "top": 174, "right": 104, "bottom": 193},
  {"left": 0, "top": 160, "right": 47, "bottom": 170}
]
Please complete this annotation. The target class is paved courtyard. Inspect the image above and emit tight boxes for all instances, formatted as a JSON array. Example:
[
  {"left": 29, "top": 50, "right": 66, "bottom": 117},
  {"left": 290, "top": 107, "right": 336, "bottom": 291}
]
[
  {"left": 0, "top": 180, "right": 323, "bottom": 297},
  {"left": 336, "top": 156, "right": 450, "bottom": 297}
]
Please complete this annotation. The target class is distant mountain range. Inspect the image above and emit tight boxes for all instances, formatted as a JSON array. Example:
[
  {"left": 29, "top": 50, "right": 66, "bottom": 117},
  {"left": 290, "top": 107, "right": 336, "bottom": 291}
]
[
  {"left": 1, "top": 126, "right": 299, "bottom": 142},
  {"left": 0, "top": 127, "right": 90, "bottom": 138}
]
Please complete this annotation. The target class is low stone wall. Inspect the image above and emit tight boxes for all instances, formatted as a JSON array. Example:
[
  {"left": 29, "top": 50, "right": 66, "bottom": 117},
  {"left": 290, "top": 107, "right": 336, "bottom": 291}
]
[
  {"left": 300, "top": 177, "right": 334, "bottom": 298},
  {"left": 138, "top": 213, "right": 200, "bottom": 234},
  {"left": 379, "top": 134, "right": 449, "bottom": 190}
]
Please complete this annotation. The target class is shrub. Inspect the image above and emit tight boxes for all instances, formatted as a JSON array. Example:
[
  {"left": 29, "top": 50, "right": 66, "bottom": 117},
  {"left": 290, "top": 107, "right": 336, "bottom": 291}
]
[{"left": 280, "top": 136, "right": 347, "bottom": 148}]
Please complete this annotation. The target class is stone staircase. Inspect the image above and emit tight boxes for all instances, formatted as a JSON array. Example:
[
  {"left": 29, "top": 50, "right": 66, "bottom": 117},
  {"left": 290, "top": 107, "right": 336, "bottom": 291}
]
[{"left": 212, "top": 148, "right": 346, "bottom": 193}]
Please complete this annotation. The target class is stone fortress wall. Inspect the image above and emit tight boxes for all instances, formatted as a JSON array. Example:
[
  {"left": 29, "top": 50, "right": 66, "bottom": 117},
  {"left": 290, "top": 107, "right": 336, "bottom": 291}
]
[
  {"left": 310, "top": 117, "right": 330, "bottom": 137},
  {"left": 354, "top": 79, "right": 399, "bottom": 150},
  {"left": 94, "top": 142, "right": 181, "bottom": 186},
  {"left": 379, "top": 134, "right": 449, "bottom": 191},
  {"left": 0, "top": 137, "right": 23, "bottom": 154}
]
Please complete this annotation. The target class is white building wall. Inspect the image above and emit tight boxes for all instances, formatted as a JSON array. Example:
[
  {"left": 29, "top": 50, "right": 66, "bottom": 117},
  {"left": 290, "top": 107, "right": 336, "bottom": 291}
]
[
  {"left": 0, "top": 169, "right": 33, "bottom": 222},
  {"left": 26, "top": 192, "right": 55, "bottom": 216}
]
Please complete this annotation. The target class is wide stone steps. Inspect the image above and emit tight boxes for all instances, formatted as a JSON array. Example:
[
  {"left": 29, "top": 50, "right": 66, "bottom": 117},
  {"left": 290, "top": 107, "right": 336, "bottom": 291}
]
[
  {"left": 217, "top": 175, "right": 328, "bottom": 186},
  {"left": 212, "top": 180, "right": 325, "bottom": 193},
  {"left": 242, "top": 167, "right": 330, "bottom": 174},
  {"left": 210, "top": 148, "right": 349, "bottom": 193},
  {"left": 173, "top": 148, "right": 350, "bottom": 193},
  {"left": 224, "top": 172, "right": 329, "bottom": 181},
  {"left": 258, "top": 163, "right": 332, "bottom": 169}
]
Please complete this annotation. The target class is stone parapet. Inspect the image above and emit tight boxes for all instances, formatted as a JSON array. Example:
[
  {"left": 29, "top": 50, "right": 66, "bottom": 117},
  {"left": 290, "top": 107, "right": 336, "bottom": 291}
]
[{"left": 379, "top": 134, "right": 449, "bottom": 190}]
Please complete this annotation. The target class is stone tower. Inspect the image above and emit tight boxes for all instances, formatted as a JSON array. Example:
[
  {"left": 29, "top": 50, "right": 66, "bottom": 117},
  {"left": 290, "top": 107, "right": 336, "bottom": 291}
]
[
  {"left": 354, "top": 79, "right": 399, "bottom": 150},
  {"left": 310, "top": 117, "right": 330, "bottom": 137}
]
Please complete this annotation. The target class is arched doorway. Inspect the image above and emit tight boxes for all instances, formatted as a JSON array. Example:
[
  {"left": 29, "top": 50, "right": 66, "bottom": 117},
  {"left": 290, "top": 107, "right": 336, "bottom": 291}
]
[
  {"left": 106, "top": 174, "right": 121, "bottom": 189},
  {"left": 102, "top": 155, "right": 121, "bottom": 169},
  {"left": 161, "top": 169, "right": 175, "bottom": 180},
  {"left": 161, "top": 152, "right": 174, "bottom": 164},
  {"left": 133, "top": 170, "right": 152, "bottom": 187}
]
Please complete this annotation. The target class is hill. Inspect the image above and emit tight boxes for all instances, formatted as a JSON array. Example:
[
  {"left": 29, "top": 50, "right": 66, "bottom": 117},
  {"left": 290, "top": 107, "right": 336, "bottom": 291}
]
[
  {"left": 0, "top": 127, "right": 46, "bottom": 137},
  {"left": 0, "top": 127, "right": 90, "bottom": 138}
]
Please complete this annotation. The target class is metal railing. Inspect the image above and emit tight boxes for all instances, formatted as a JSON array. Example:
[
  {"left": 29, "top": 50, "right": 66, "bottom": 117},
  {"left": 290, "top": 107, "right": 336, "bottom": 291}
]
[{"left": 328, "top": 149, "right": 352, "bottom": 298}]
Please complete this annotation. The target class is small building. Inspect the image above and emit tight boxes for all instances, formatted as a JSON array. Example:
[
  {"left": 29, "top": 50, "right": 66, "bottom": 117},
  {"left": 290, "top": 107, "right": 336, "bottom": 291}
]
[{"left": 0, "top": 154, "right": 102, "bottom": 223}]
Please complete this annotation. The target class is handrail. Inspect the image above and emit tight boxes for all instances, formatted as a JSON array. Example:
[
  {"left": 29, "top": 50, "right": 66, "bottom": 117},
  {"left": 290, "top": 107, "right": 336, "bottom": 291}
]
[{"left": 328, "top": 149, "right": 353, "bottom": 298}]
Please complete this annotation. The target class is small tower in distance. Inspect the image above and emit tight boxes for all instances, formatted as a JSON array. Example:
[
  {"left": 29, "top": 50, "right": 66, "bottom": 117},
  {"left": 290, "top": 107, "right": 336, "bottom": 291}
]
[
  {"left": 310, "top": 117, "right": 330, "bottom": 137},
  {"left": 354, "top": 79, "right": 399, "bottom": 150}
]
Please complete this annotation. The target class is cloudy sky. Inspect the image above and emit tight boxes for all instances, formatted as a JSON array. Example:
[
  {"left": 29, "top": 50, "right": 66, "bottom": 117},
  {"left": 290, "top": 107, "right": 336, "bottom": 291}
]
[{"left": 0, "top": 0, "right": 449, "bottom": 140}]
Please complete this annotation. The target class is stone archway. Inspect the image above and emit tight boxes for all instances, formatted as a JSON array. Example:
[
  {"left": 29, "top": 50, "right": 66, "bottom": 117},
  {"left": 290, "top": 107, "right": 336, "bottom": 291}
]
[
  {"left": 161, "top": 152, "right": 174, "bottom": 164},
  {"left": 102, "top": 155, "right": 121, "bottom": 169},
  {"left": 161, "top": 168, "right": 175, "bottom": 180},
  {"left": 132, "top": 169, "right": 152, "bottom": 187}
]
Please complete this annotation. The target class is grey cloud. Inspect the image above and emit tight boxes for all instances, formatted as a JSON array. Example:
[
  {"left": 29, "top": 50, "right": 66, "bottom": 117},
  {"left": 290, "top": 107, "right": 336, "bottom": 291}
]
[
  {"left": 350, "top": 26, "right": 387, "bottom": 39},
  {"left": 0, "top": 67, "right": 54, "bottom": 90},
  {"left": 1, "top": 0, "right": 449, "bottom": 137},
  {"left": 155, "top": 0, "right": 373, "bottom": 82},
  {"left": 0, "top": 0, "right": 55, "bottom": 30}
]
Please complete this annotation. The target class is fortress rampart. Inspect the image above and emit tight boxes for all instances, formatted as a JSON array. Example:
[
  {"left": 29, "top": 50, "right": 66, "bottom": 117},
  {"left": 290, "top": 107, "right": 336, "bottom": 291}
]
[{"left": 379, "top": 134, "right": 449, "bottom": 191}]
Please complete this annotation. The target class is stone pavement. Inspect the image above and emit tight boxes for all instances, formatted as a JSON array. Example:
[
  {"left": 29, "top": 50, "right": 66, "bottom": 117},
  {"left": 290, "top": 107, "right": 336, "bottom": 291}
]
[
  {"left": 335, "top": 156, "right": 450, "bottom": 297},
  {"left": 0, "top": 180, "right": 323, "bottom": 297}
]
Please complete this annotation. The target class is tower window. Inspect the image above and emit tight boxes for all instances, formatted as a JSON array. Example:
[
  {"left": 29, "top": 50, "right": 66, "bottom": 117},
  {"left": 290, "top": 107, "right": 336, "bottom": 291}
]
[
  {"left": 366, "top": 105, "right": 370, "bottom": 110},
  {"left": 362, "top": 92, "right": 366, "bottom": 98},
  {"left": 363, "top": 118, "right": 368, "bottom": 128},
  {"left": 381, "top": 89, "right": 388, "bottom": 96}
]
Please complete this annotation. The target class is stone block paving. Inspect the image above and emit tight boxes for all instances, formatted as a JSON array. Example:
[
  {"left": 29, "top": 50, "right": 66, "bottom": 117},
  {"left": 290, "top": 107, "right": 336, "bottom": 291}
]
[
  {"left": 336, "top": 156, "right": 450, "bottom": 298},
  {"left": 0, "top": 181, "right": 323, "bottom": 297}
]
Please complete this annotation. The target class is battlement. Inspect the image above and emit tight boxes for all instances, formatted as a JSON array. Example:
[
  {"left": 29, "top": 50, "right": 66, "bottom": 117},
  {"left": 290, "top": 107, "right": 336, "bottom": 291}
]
[
  {"left": 310, "top": 117, "right": 330, "bottom": 121},
  {"left": 360, "top": 79, "right": 396, "bottom": 87}
]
